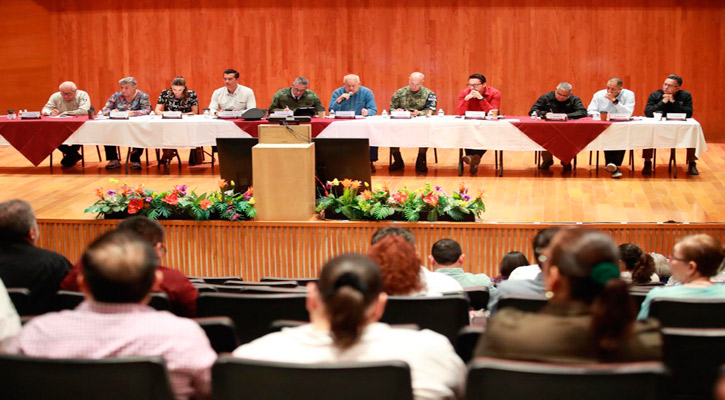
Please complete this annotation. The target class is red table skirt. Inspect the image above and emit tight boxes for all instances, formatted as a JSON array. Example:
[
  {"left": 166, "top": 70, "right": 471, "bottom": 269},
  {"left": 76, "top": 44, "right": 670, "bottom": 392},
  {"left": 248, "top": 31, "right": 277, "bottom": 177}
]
[
  {"left": 233, "top": 117, "right": 352, "bottom": 137},
  {"left": 0, "top": 116, "right": 88, "bottom": 166},
  {"left": 510, "top": 116, "right": 611, "bottom": 163}
]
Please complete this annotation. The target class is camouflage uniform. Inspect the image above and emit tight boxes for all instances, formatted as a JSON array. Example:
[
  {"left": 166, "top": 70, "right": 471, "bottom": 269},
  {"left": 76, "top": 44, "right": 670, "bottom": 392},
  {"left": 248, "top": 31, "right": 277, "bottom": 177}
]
[
  {"left": 269, "top": 87, "right": 324, "bottom": 112},
  {"left": 388, "top": 86, "right": 438, "bottom": 172},
  {"left": 389, "top": 86, "right": 437, "bottom": 113}
]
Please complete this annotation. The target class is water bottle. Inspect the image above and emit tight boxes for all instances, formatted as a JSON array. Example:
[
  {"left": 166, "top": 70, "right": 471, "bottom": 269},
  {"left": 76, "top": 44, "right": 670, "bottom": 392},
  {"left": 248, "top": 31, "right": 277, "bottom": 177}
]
[
  {"left": 530, "top": 111, "right": 537, "bottom": 120},
  {"left": 381, "top": 109, "right": 388, "bottom": 118},
  {"left": 7, "top": 110, "right": 15, "bottom": 120},
  {"left": 329, "top": 109, "right": 336, "bottom": 119},
  {"left": 437, "top": 108, "right": 444, "bottom": 117}
]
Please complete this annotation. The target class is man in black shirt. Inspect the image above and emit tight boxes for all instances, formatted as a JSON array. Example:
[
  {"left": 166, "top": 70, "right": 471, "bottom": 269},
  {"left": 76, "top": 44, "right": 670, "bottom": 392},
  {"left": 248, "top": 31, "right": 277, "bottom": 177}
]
[
  {"left": 0, "top": 200, "right": 71, "bottom": 314},
  {"left": 529, "top": 82, "right": 588, "bottom": 171},
  {"left": 643, "top": 74, "right": 697, "bottom": 175}
]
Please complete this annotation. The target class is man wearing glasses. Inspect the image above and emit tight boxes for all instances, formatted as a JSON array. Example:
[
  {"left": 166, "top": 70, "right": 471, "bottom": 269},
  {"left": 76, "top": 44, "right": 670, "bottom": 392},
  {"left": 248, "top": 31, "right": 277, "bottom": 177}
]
[
  {"left": 457, "top": 74, "right": 501, "bottom": 174},
  {"left": 643, "top": 74, "right": 696, "bottom": 175},
  {"left": 529, "top": 82, "right": 588, "bottom": 171}
]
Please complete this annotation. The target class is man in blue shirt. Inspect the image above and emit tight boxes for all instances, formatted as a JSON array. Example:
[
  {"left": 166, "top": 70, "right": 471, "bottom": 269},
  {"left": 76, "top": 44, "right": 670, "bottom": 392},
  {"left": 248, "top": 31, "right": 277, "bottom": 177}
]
[{"left": 329, "top": 74, "right": 378, "bottom": 172}]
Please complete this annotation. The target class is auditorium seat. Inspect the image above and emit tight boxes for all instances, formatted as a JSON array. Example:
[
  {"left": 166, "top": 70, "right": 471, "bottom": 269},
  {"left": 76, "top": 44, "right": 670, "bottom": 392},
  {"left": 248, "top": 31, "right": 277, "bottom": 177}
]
[
  {"left": 54, "top": 290, "right": 172, "bottom": 313},
  {"left": 197, "top": 293, "right": 308, "bottom": 344},
  {"left": 462, "top": 286, "right": 490, "bottom": 310},
  {"left": 0, "top": 354, "right": 175, "bottom": 400},
  {"left": 7, "top": 287, "right": 34, "bottom": 315},
  {"left": 186, "top": 276, "right": 243, "bottom": 284},
  {"left": 662, "top": 327, "right": 725, "bottom": 400},
  {"left": 649, "top": 298, "right": 725, "bottom": 328},
  {"left": 497, "top": 294, "right": 549, "bottom": 313},
  {"left": 194, "top": 316, "right": 240, "bottom": 354},
  {"left": 455, "top": 325, "right": 483, "bottom": 363},
  {"left": 212, "top": 357, "right": 413, "bottom": 400},
  {"left": 261, "top": 277, "right": 318, "bottom": 286},
  {"left": 467, "top": 357, "right": 667, "bottom": 400},
  {"left": 380, "top": 294, "right": 469, "bottom": 345},
  {"left": 223, "top": 280, "right": 298, "bottom": 288}
]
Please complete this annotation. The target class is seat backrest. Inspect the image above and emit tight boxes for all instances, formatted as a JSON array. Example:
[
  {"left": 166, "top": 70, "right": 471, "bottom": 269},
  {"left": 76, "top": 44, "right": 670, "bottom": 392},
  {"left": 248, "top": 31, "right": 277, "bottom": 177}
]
[
  {"left": 380, "top": 295, "right": 469, "bottom": 345},
  {"left": 197, "top": 293, "right": 308, "bottom": 344},
  {"left": 467, "top": 357, "right": 667, "bottom": 400},
  {"left": 194, "top": 316, "right": 240, "bottom": 353},
  {"left": 212, "top": 357, "right": 413, "bottom": 400},
  {"left": 0, "top": 354, "right": 175, "bottom": 400},
  {"left": 455, "top": 325, "right": 483, "bottom": 364},
  {"left": 7, "top": 287, "right": 33, "bottom": 315},
  {"left": 54, "top": 290, "right": 172, "bottom": 313},
  {"left": 650, "top": 297, "right": 725, "bottom": 328},
  {"left": 662, "top": 327, "right": 725, "bottom": 400},
  {"left": 497, "top": 294, "right": 549, "bottom": 313},
  {"left": 187, "top": 276, "right": 243, "bottom": 284},
  {"left": 223, "top": 280, "right": 298, "bottom": 288},
  {"left": 262, "top": 277, "right": 319, "bottom": 286},
  {"left": 463, "top": 286, "right": 490, "bottom": 310}
]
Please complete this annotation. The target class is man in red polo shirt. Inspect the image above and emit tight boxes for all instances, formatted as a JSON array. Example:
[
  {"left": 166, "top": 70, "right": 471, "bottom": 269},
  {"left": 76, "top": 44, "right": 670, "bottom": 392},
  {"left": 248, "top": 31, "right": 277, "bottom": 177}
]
[{"left": 457, "top": 73, "right": 502, "bottom": 174}]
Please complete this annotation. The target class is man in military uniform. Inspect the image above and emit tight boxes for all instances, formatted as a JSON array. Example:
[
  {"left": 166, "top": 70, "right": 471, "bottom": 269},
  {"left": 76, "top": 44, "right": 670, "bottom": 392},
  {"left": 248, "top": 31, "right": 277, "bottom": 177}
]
[
  {"left": 389, "top": 72, "right": 437, "bottom": 173},
  {"left": 269, "top": 77, "right": 325, "bottom": 113}
]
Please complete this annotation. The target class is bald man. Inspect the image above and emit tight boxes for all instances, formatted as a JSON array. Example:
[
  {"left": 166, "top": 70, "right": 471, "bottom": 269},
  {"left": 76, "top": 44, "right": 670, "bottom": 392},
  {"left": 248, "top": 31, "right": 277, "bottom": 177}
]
[
  {"left": 42, "top": 81, "right": 91, "bottom": 166},
  {"left": 330, "top": 74, "right": 378, "bottom": 171}
]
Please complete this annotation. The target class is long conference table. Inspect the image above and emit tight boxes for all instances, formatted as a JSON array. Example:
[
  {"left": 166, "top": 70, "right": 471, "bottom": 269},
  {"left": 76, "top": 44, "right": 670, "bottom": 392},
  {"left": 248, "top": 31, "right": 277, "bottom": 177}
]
[{"left": 0, "top": 115, "right": 707, "bottom": 176}]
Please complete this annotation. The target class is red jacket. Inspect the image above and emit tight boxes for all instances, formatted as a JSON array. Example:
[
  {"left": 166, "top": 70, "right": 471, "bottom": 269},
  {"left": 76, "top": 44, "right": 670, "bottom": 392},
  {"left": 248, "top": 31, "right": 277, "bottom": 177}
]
[{"left": 457, "top": 86, "right": 502, "bottom": 115}]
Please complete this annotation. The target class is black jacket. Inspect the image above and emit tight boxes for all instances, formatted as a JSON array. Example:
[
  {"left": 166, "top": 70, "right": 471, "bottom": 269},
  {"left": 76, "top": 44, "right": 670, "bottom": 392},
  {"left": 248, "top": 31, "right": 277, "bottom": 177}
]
[
  {"left": 644, "top": 89, "right": 693, "bottom": 118},
  {"left": 529, "top": 91, "right": 588, "bottom": 119}
]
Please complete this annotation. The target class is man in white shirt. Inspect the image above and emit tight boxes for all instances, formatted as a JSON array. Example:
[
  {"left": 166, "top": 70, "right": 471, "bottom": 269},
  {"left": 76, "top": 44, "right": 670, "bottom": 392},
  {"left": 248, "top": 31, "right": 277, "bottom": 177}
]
[
  {"left": 41, "top": 81, "right": 92, "bottom": 167},
  {"left": 587, "top": 77, "right": 636, "bottom": 179},
  {"left": 208, "top": 68, "right": 256, "bottom": 114}
]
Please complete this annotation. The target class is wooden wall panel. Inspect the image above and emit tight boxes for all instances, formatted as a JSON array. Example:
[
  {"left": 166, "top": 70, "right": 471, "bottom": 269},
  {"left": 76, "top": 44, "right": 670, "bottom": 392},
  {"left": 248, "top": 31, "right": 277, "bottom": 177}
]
[
  {"left": 37, "top": 219, "right": 725, "bottom": 281},
  {"left": 3, "top": 1, "right": 724, "bottom": 141}
]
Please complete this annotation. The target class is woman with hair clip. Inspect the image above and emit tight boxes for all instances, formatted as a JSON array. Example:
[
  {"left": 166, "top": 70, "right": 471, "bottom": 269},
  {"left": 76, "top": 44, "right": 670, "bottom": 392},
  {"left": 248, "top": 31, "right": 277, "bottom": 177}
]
[
  {"left": 619, "top": 243, "right": 659, "bottom": 285},
  {"left": 154, "top": 76, "right": 199, "bottom": 168},
  {"left": 232, "top": 253, "right": 465, "bottom": 400},
  {"left": 475, "top": 227, "right": 661, "bottom": 363}
]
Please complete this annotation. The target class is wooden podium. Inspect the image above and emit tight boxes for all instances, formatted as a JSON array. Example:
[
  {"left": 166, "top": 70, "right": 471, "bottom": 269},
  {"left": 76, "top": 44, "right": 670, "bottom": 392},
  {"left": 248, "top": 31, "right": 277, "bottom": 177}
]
[{"left": 252, "top": 124, "right": 316, "bottom": 221}]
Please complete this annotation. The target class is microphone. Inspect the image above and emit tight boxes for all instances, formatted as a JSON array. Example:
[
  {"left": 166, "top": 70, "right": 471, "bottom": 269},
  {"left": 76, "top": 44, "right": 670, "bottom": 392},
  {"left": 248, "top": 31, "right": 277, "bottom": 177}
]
[{"left": 341, "top": 92, "right": 353, "bottom": 101}]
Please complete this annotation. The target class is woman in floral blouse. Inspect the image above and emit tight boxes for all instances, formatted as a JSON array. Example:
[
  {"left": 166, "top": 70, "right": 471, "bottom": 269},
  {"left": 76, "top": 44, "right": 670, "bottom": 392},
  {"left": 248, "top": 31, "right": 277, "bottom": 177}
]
[{"left": 154, "top": 77, "right": 199, "bottom": 167}]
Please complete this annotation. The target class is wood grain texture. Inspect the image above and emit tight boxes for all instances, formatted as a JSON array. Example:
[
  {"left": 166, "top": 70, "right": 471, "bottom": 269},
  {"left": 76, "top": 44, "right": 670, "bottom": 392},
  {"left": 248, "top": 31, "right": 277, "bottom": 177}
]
[{"left": 1, "top": 1, "right": 724, "bottom": 140}]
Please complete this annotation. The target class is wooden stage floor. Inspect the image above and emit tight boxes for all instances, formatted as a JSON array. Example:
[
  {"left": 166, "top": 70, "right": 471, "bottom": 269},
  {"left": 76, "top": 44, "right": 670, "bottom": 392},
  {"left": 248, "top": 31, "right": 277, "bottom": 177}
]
[{"left": 0, "top": 144, "right": 723, "bottom": 223}]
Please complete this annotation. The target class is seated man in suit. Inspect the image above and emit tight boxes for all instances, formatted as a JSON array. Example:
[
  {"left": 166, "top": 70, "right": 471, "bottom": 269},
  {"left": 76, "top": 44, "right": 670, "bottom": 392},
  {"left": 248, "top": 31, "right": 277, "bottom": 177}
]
[
  {"left": 41, "top": 81, "right": 91, "bottom": 167},
  {"left": 13, "top": 229, "right": 216, "bottom": 400}
]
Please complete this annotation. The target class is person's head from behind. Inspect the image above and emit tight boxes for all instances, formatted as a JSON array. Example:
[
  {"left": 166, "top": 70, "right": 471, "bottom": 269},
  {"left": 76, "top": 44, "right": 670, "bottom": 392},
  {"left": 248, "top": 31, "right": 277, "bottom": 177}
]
[
  {"left": 542, "top": 228, "right": 635, "bottom": 352},
  {"left": 368, "top": 236, "right": 422, "bottom": 295},
  {"left": 670, "top": 234, "right": 725, "bottom": 283},
  {"left": 0, "top": 199, "right": 39, "bottom": 243},
  {"left": 650, "top": 253, "right": 671, "bottom": 282},
  {"left": 307, "top": 253, "right": 385, "bottom": 350},
  {"left": 370, "top": 226, "right": 415, "bottom": 247},
  {"left": 429, "top": 239, "right": 464, "bottom": 269},
  {"left": 618, "top": 243, "right": 656, "bottom": 284},
  {"left": 116, "top": 216, "right": 166, "bottom": 260},
  {"left": 498, "top": 251, "right": 530, "bottom": 280},
  {"left": 533, "top": 227, "right": 561, "bottom": 264},
  {"left": 80, "top": 230, "right": 160, "bottom": 304}
]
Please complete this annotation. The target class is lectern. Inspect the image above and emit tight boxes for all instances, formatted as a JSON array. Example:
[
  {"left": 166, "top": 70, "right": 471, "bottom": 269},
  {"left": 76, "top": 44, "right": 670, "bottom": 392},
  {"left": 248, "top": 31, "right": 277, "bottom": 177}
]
[{"left": 252, "top": 124, "right": 315, "bottom": 221}]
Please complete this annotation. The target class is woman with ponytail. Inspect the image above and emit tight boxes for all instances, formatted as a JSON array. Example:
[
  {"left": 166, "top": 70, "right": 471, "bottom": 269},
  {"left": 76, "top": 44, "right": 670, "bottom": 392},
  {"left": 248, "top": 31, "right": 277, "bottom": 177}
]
[
  {"left": 618, "top": 243, "right": 659, "bottom": 285},
  {"left": 232, "top": 253, "right": 465, "bottom": 400},
  {"left": 475, "top": 227, "right": 661, "bottom": 363}
]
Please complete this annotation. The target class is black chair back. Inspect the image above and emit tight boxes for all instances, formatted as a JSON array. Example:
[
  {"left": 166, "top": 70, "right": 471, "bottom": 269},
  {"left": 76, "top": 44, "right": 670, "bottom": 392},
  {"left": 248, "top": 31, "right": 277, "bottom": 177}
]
[
  {"left": 7, "top": 288, "right": 33, "bottom": 315},
  {"left": 455, "top": 325, "right": 483, "bottom": 364},
  {"left": 463, "top": 286, "right": 490, "bottom": 310},
  {"left": 197, "top": 293, "right": 308, "bottom": 344},
  {"left": 187, "top": 276, "right": 243, "bottom": 284},
  {"left": 54, "top": 290, "right": 172, "bottom": 312},
  {"left": 223, "top": 280, "right": 298, "bottom": 288},
  {"left": 467, "top": 357, "right": 667, "bottom": 400},
  {"left": 0, "top": 354, "right": 175, "bottom": 400},
  {"left": 497, "top": 294, "right": 549, "bottom": 313},
  {"left": 662, "top": 327, "right": 725, "bottom": 400},
  {"left": 212, "top": 357, "right": 413, "bottom": 400},
  {"left": 650, "top": 297, "right": 725, "bottom": 328},
  {"left": 194, "top": 317, "right": 240, "bottom": 353},
  {"left": 262, "top": 277, "right": 319, "bottom": 286},
  {"left": 380, "top": 295, "right": 469, "bottom": 345}
]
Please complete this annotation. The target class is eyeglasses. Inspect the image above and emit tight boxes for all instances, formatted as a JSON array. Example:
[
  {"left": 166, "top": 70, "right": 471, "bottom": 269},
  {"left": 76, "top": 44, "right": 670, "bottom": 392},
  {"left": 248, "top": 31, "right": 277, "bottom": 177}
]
[
  {"left": 663, "top": 83, "right": 680, "bottom": 88},
  {"left": 467, "top": 83, "right": 483, "bottom": 88},
  {"left": 668, "top": 254, "right": 687, "bottom": 262}
]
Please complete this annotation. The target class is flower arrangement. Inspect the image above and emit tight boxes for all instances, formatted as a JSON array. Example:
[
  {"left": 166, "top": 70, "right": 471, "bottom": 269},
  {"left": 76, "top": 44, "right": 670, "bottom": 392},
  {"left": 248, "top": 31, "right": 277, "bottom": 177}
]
[
  {"left": 85, "top": 179, "right": 256, "bottom": 221},
  {"left": 316, "top": 179, "right": 485, "bottom": 222}
]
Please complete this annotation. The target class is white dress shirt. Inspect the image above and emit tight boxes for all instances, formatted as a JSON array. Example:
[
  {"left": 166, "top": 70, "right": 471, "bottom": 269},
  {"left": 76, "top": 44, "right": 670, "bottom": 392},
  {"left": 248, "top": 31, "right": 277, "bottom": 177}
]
[
  {"left": 0, "top": 279, "right": 21, "bottom": 351},
  {"left": 587, "top": 88, "right": 636, "bottom": 116},
  {"left": 507, "top": 264, "right": 542, "bottom": 281},
  {"left": 209, "top": 84, "right": 256, "bottom": 113},
  {"left": 419, "top": 267, "right": 463, "bottom": 295}
]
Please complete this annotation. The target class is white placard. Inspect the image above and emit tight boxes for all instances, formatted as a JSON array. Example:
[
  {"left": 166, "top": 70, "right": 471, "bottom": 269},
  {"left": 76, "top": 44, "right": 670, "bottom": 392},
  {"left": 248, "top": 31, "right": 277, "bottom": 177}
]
[
  {"left": 109, "top": 111, "right": 129, "bottom": 119},
  {"left": 335, "top": 111, "right": 356, "bottom": 119},
  {"left": 217, "top": 110, "right": 242, "bottom": 119},
  {"left": 666, "top": 113, "right": 687, "bottom": 121},
  {"left": 545, "top": 113, "right": 567, "bottom": 121},
  {"left": 390, "top": 111, "right": 411, "bottom": 119},
  {"left": 20, "top": 111, "right": 41, "bottom": 119},
  {"left": 465, "top": 111, "right": 486, "bottom": 119},
  {"left": 162, "top": 111, "right": 182, "bottom": 119},
  {"left": 609, "top": 113, "right": 631, "bottom": 121},
  {"left": 270, "top": 110, "right": 294, "bottom": 118}
]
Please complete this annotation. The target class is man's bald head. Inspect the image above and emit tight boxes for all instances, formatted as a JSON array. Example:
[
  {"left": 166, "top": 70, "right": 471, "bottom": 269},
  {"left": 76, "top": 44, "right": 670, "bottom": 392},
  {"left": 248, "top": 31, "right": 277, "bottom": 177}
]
[
  {"left": 81, "top": 230, "right": 159, "bottom": 303},
  {"left": 408, "top": 72, "right": 425, "bottom": 92}
]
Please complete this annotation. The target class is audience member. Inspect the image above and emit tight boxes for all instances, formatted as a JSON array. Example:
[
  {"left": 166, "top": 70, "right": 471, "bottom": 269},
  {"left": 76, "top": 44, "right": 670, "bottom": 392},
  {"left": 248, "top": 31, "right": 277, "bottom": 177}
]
[
  {"left": 651, "top": 253, "right": 672, "bottom": 284},
  {"left": 232, "top": 253, "right": 465, "bottom": 400},
  {"left": 429, "top": 239, "right": 492, "bottom": 288},
  {"left": 370, "top": 227, "right": 463, "bottom": 294},
  {"left": 369, "top": 236, "right": 426, "bottom": 296},
  {"left": 487, "top": 227, "right": 561, "bottom": 313},
  {"left": 493, "top": 251, "right": 529, "bottom": 284},
  {"left": 0, "top": 278, "right": 21, "bottom": 351},
  {"left": 638, "top": 234, "right": 725, "bottom": 319},
  {"left": 60, "top": 216, "right": 198, "bottom": 317},
  {"left": 477, "top": 227, "right": 661, "bottom": 363},
  {"left": 13, "top": 230, "right": 216, "bottom": 400},
  {"left": 0, "top": 200, "right": 71, "bottom": 313},
  {"left": 618, "top": 243, "right": 659, "bottom": 285}
]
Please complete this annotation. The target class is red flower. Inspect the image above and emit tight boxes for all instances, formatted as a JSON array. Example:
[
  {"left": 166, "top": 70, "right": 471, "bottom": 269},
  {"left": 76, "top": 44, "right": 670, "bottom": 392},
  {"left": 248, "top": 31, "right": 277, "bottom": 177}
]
[
  {"left": 423, "top": 193, "right": 440, "bottom": 207},
  {"left": 199, "top": 199, "right": 212, "bottom": 210},
  {"left": 161, "top": 193, "right": 179, "bottom": 205},
  {"left": 128, "top": 198, "right": 144, "bottom": 214},
  {"left": 392, "top": 191, "right": 408, "bottom": 204}
]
